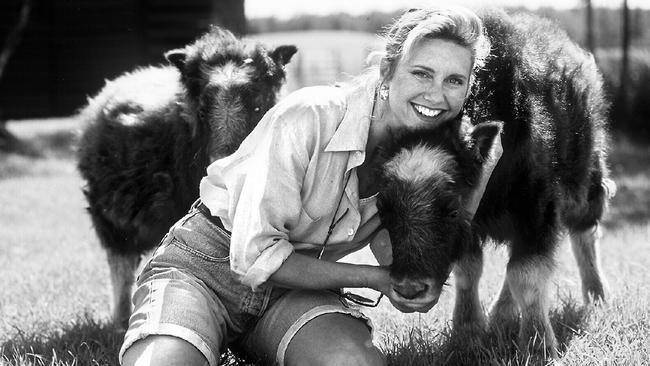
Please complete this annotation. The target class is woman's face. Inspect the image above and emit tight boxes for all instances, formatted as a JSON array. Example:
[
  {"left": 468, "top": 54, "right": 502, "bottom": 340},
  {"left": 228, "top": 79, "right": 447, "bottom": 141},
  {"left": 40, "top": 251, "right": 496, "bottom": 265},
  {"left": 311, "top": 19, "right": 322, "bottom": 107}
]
[{"left": 383, "top": 38, "right": 473, "bottom": 131}]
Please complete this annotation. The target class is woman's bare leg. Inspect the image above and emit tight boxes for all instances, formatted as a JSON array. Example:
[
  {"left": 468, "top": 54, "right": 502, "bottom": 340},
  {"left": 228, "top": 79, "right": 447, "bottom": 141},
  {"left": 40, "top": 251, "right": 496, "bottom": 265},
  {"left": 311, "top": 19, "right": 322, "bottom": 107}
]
[{"left": 285, "top": 313, "right": 385, "bottom": 366}]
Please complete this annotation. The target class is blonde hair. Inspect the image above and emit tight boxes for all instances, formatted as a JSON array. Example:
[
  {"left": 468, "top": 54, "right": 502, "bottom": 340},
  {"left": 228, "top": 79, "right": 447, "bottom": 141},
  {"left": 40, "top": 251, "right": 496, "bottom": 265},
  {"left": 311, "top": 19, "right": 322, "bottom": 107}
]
[{"left": 377, "top": 6, "right": 490, "bottom": 84}]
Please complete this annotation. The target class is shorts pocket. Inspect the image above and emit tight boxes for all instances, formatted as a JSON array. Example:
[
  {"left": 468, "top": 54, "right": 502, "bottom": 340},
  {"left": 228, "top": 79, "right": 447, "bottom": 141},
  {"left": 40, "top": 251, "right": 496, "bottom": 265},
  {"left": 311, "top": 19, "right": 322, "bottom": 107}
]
[{"left": 170, "top": 237, "right": 230, "bottom": 263}]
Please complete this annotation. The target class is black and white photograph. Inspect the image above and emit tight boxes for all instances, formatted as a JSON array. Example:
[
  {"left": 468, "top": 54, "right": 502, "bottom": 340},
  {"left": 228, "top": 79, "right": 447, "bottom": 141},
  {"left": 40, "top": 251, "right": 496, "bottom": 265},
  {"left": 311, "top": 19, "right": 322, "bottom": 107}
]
[{"left": 1, "top": 0, "right": 649, "bottom": 365}]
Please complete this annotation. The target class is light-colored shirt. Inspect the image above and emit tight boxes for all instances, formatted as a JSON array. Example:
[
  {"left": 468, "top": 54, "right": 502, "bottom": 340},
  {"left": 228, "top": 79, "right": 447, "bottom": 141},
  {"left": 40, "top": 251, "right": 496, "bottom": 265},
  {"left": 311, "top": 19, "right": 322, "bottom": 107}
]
[{"left": 200, "top": 84, "right": 391, "bottom": 291}]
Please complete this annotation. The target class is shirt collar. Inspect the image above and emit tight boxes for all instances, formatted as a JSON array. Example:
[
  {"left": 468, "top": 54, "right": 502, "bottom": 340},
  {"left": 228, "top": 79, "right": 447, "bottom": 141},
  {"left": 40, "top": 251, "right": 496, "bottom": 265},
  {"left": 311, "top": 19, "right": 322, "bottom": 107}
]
[{"left": 324, "top": 83, "right": 375, "bottom": 154}]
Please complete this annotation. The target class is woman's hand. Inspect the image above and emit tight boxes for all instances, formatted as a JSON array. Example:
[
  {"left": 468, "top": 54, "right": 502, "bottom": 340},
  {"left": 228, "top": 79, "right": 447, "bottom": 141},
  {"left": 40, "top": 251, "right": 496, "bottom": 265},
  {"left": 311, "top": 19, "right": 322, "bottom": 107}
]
[{"left": 463, "top": 131, "right": 503, "bottom": 218}]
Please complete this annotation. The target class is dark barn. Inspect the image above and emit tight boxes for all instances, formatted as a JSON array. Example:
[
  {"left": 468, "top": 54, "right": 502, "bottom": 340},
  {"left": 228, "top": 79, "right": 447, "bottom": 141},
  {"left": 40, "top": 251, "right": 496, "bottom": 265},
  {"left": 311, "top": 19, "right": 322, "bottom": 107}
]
[{"left": 0, "top": 0, "right": 245, "bottom": 119}]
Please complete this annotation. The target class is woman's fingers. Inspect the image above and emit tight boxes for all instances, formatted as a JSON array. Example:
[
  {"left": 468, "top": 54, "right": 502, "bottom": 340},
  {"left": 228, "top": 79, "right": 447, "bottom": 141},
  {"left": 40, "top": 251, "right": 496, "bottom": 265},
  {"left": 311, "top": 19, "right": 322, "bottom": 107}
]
[{"left": 372, "top": 269, "right": 440, "bottom": 313}]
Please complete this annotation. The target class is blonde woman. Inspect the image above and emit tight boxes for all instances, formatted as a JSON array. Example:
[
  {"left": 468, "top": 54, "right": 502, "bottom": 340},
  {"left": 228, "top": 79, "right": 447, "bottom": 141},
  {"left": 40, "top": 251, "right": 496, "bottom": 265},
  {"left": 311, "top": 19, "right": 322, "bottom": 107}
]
[{"left": 121, "top": 6, "right": 498, "bottom": 366}]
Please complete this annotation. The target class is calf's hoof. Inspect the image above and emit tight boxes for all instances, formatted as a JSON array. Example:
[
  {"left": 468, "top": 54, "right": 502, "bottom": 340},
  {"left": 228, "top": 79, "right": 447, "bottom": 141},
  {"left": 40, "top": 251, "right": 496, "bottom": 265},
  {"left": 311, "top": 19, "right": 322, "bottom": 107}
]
[
  {"left": 584, "top": 283, "right": 608, "bottom": 305},
  {"left": 517, "top": 326, "right": 559, "bottom": 361}
]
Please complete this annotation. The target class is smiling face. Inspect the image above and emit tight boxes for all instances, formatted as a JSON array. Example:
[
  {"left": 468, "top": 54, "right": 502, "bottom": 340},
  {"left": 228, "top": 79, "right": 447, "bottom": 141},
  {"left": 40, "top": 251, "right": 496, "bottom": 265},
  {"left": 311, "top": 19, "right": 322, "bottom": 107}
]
[{"left": 382, "top": 38, "right": 473, "bottom": 131}]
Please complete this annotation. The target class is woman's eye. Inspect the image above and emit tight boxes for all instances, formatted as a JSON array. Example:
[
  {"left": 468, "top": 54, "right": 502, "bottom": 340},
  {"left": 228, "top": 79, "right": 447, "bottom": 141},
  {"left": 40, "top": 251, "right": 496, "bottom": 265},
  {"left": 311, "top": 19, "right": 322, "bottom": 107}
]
[
  {"left": 412, "top": 70, "right": 431, "bottom": 79},
  {"left": 447, "top": 77, "right": 465, "bottom": 86}
]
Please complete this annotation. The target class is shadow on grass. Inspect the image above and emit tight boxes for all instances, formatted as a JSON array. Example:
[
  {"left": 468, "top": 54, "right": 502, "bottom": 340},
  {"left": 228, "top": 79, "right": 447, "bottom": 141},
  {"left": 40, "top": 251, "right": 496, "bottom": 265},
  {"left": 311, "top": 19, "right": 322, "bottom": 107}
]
[
  {"left": 384, "top": 297, "right": 590, "bottom": 366},
  {"left": 0, "top": 297, "right": 592, "bottom": 365},
  {"left": 0, "top": 314, "right": 123, "bottom": 366},
  {"left": 0, "top": 314, "right": 259, "bottom": 366}
]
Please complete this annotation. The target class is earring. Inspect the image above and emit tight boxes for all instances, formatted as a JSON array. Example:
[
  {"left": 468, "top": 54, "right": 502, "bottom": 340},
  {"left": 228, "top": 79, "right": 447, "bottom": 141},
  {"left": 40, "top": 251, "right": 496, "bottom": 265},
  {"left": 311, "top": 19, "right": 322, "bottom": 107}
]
[{"left": 379, "top": 84, "right": 389, "bottom": 101}]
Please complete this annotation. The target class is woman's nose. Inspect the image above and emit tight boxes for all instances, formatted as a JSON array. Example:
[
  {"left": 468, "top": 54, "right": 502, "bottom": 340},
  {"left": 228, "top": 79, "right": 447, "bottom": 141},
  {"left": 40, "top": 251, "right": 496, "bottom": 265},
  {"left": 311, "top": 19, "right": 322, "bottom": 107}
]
[{"left": 423, "top": 80, "right": 445, "bottom": 104}]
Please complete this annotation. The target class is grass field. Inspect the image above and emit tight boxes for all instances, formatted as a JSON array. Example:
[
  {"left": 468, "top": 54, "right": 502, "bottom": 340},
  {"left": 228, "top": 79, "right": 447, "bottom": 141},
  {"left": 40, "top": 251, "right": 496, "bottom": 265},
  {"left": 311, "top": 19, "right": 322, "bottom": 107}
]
[{"left": 1, "top": 118, "right": 649, "bottom": 365}]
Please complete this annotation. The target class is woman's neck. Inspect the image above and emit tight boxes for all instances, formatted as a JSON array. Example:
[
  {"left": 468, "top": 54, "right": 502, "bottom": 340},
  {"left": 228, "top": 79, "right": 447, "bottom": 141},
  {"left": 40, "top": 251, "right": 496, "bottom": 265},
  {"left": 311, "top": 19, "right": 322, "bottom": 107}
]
[
  {"left": 366, "top": 95, "right": 395, "bottom": 158},
  {"left": 357, "top": 94, "right": 395, "bottom": 198}
]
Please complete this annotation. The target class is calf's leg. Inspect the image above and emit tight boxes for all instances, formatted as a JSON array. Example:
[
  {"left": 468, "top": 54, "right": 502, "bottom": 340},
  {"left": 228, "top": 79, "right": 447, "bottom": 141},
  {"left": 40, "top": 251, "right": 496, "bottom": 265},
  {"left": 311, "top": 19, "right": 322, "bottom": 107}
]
[
  {"left": 567, "top": 177, "right": 614, "bottom": 304},
  {"left": 106, "top": 249, "right": 140, "bottom": 330},
  {"left": 452, "top": 250, "right": 487, "bottom": 330},
  {"left": 570, "top": 224, "right": 608, "bottom": 303},
  {"left": 506, "top": 256, "right": 558, "bottom": 358},
  {"left": 488, "top": 275, "right": 520, "bottom": 330}
]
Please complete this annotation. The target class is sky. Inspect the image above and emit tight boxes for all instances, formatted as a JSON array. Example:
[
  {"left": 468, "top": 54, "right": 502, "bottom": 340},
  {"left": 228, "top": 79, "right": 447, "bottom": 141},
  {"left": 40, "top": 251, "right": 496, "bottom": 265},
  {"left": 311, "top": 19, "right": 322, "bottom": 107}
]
[{"left": 246, "top": 0, "right": 649, "bottom": 19}]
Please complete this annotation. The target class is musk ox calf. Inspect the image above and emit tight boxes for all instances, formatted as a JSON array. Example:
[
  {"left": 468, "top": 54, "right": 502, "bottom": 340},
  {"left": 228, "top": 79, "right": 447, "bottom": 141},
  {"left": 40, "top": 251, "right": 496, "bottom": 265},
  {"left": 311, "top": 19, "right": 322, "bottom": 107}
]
[
  {"left": 77, "top": 26, "right": 296, "bottom": 328},
  {"left": 377, "top": 11, "right": 615, "bottom": 358}
]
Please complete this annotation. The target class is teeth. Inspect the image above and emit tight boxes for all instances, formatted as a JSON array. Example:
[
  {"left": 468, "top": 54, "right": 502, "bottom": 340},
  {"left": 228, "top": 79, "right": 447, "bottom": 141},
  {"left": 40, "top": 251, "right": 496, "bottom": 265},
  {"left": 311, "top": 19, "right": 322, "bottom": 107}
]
[{"left": 414, "top": 104, "right": 441, "bottom": 118}]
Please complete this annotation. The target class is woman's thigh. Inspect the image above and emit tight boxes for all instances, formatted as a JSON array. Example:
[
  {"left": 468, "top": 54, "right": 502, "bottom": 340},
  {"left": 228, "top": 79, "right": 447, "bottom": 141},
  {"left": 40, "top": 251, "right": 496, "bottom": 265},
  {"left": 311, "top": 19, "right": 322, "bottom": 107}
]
[
  {"left": 119, "top": 208, "right": 271, "bottom": 366},
  {"left": 239, "top": 289, "right": 384, "bottom": 366},
  {"left": 284, "top": 312, "right": 385, "bottom": 366}
]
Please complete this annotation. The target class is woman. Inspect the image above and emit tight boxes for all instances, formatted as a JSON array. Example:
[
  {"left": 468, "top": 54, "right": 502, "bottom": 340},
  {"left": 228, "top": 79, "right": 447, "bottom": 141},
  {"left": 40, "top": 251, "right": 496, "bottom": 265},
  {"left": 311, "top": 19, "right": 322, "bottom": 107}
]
[{"left": 121, "top": 6, "right": 497, "bottom": 366}]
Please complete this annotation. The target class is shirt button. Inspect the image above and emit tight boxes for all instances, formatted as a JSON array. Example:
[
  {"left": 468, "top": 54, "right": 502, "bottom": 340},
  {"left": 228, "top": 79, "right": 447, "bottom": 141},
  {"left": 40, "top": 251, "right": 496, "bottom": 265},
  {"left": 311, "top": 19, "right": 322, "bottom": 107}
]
[{"left": 348, "top": 228, "right": 355, "bottom": 236}]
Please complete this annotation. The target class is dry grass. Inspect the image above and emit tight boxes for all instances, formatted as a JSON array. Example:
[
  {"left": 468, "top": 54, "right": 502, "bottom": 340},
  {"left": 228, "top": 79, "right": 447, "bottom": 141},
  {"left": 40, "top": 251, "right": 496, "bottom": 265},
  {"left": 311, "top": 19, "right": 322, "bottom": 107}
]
[{"left": 1, "top": 119, "right": 649, "bottom": 365}]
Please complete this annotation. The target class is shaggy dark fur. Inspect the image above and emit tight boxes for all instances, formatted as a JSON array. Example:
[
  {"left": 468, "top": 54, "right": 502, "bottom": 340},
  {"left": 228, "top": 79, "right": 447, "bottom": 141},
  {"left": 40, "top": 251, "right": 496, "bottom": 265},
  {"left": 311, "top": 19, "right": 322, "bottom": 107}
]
[
  {"left": 77, "top": 26, "right": 296, "bottom": 327},
  {"left": 377, "top": 11, "right": 614, "bottom": 358},
  {"left": 378, "top": 121, "right": 501, "bottom": 283}
]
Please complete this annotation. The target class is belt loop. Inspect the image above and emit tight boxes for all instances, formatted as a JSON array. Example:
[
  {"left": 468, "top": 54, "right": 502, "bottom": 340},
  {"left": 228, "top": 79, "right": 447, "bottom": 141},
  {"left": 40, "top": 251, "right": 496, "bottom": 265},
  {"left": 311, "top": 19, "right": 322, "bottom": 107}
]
[
  {"left": 190, "top": 198, "right": 202, "bottom": 212},
  {"left": 196, "top": 200, "right": 232, "bottom": 235}
]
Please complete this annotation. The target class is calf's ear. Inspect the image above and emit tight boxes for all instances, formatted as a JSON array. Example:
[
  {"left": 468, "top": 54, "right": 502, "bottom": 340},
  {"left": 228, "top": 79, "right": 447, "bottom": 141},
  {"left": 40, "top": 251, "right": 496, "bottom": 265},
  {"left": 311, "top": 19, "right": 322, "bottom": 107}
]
[
  {"left": 165, "top": 49, "right": 187, "bottom": 70},
  {"left": 271, "top": 45, "right": 298, "bottom": 66},
  {"left": 470, "top": 121, "right": 503, "bottom": 162}
]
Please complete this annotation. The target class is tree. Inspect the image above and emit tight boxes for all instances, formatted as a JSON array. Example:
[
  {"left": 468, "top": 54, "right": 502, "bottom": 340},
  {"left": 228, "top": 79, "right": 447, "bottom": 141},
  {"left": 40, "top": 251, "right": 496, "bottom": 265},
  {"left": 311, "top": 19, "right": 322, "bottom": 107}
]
[
  {"left": 0, "top": 0, "right": 30, "bottom": 81},
  {"left": 0, "top": 0, "right": 38, "bottom": 156}
]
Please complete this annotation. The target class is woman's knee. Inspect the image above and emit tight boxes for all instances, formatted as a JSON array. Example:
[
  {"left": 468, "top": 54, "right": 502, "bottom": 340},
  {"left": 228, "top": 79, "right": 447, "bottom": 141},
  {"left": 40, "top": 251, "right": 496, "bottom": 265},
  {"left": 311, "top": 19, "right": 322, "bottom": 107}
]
[
  {"left": 285, "top": 313, "right": 386, "bottom": 366},
  {"left": 288, "top": 341, "right": 384, "bottom": 366},
  {"left": 320, "top": 341, "right": 386, "bottom": 366},
  {"left": 121, "top": 335, "right": 209, "bottom": 366}
]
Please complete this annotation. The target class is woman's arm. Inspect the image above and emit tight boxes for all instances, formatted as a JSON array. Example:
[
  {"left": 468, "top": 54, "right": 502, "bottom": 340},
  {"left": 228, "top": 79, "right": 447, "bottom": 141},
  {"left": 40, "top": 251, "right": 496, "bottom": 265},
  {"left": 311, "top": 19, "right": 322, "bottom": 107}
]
[
  {"left": 268, "top": 252, "right": 382, "bottom": 290},
  {"left": 269, "top": 252, "right": 437, "bottom": 313}
]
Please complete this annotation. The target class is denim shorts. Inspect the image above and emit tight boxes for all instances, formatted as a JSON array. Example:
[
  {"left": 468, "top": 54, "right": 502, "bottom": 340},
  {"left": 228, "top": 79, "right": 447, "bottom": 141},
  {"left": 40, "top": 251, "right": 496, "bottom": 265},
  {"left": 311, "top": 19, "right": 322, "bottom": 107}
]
[{"left": 118, "top": 206, "right": 372, "bottom": 366}]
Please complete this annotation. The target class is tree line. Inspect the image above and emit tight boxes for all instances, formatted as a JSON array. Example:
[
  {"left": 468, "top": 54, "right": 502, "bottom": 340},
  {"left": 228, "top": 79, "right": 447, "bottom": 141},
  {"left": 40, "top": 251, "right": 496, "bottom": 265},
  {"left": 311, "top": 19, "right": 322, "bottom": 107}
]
[{"left": 248, "top": 7, "right": 649, "bottom": 51}]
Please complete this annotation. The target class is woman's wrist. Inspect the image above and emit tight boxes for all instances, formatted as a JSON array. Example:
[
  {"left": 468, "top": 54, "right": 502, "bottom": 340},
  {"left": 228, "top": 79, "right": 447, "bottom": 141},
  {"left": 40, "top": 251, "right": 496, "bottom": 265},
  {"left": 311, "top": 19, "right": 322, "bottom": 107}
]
[{"left": 362, "top": 265, "right": 391, "bottom": 293}]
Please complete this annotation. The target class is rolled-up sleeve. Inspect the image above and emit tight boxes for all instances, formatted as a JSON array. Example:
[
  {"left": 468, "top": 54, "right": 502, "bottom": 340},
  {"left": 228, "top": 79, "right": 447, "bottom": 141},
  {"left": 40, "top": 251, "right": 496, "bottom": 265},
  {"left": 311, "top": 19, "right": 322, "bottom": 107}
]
[{"left": 228, "top": 103, "right": 317, "bottom": 291}]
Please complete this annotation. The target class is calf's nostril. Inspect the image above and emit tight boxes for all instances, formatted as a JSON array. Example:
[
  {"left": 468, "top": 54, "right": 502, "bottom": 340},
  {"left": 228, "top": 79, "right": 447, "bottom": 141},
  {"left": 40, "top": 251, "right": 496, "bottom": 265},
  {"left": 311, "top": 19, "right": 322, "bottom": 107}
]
[{"left": 394, "top": 282, "right": 429, "bottom": 300}]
